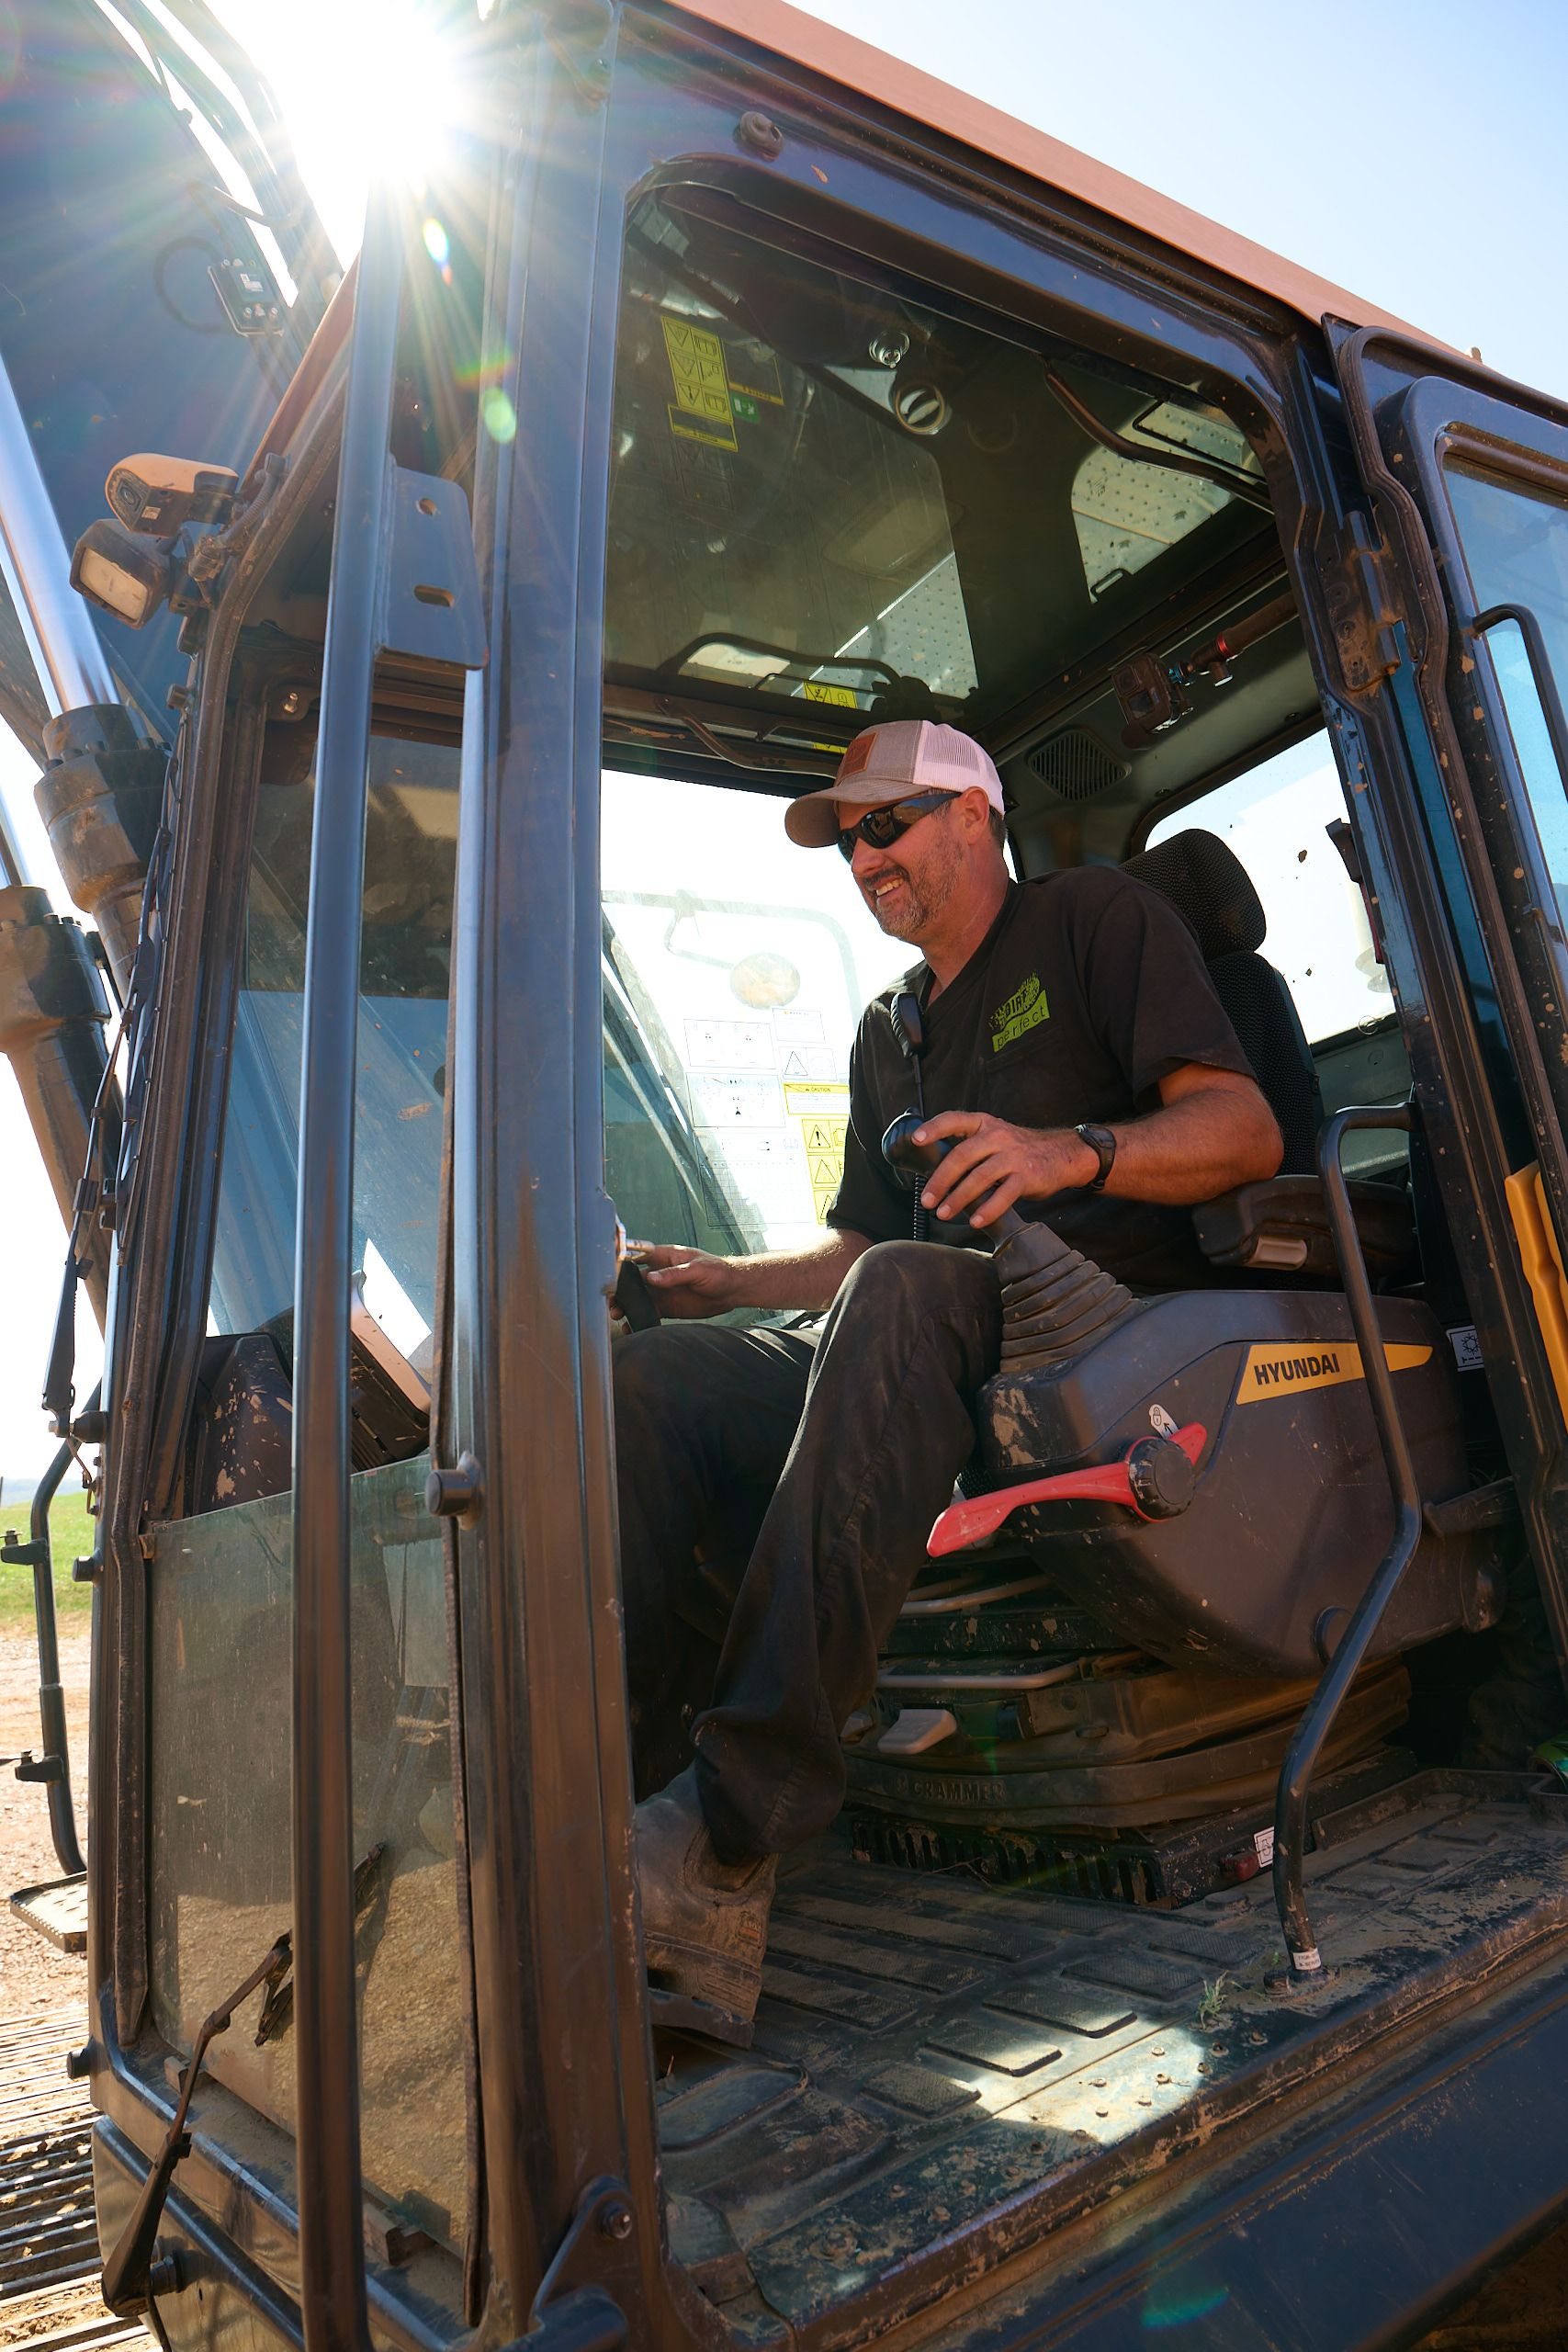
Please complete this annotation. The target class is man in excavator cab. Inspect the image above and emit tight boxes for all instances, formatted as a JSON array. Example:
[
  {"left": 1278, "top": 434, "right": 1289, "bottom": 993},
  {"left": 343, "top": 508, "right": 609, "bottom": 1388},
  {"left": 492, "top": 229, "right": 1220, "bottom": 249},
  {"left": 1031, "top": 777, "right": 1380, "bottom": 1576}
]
[{"left": 620, "top": 717, "right": 1282, "bottom": 2040}]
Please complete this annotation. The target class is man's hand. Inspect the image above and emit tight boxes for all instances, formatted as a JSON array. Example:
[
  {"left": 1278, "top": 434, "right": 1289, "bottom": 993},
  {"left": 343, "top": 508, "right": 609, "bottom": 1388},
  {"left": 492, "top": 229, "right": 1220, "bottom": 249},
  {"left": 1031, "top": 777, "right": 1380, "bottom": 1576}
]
[
  {"left": 913, "top": 1067, "right": 1281, "bottom": 1233},
  {"left": 639, "top": 1244, "right": 743, "bottom": 1317},
  {"left": 637, "top": 1227, "right": 874, "bottom": 1317},
  {"left": 914, "top": 1113, "right": 1095, "bottom": 1230}
]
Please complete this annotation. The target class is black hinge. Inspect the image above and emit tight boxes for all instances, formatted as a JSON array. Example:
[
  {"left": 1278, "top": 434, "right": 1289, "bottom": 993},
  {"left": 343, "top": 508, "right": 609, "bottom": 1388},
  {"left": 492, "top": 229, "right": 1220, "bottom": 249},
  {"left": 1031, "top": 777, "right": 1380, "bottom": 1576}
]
[{"left": 1321, "top": 513, "right": 1403, "bottom": 696}]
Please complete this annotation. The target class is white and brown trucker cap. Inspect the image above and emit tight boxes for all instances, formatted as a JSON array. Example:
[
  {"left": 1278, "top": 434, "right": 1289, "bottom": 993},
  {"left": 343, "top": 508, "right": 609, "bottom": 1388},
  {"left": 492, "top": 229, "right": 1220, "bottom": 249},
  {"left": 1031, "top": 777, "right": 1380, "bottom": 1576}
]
[{"left": 784, "top": 719, "right": 1005, "bottom": 848}]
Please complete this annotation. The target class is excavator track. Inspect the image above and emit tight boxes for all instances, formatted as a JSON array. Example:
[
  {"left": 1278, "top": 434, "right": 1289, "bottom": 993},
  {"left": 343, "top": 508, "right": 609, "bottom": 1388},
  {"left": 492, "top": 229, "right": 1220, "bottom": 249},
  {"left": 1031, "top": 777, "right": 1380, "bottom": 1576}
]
[{"left": 0, "top": 2007, "right": 147, "bottom": 2350}]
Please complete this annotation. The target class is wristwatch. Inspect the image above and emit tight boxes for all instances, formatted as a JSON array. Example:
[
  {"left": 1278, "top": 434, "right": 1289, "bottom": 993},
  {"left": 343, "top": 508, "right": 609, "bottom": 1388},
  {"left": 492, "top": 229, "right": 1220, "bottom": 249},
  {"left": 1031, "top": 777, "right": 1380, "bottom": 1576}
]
[{"left": 1075, "top": 1121, "right": 1117, "bottom": 1193}]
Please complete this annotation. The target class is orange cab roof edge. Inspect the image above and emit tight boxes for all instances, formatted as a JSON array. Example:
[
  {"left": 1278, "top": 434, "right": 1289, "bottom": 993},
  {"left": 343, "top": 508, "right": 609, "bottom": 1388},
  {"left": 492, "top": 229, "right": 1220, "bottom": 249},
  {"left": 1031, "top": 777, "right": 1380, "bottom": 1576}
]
[{"left": 658, "top": 0, "right": 1452, "bottom": 353}]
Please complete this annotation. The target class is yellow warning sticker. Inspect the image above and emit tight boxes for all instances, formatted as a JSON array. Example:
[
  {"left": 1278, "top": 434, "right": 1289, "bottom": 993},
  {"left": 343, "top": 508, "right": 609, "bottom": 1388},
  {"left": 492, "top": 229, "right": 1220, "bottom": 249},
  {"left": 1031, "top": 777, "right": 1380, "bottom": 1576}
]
[
  {"left": 661, "top": 315, "right": 737, "bottom": 451},
  {"left": 784, "top": 1080, "right": 851, "bottom": 1118},
  {"left": 1235, "top": 1340, "right": 1431, "bottom": 1404},
  {"left": 801, "top": 681, "right": 857, "bottom": 707},
  {"left": 795, "top": 1112, "right": 848, "bottom": 1224}
]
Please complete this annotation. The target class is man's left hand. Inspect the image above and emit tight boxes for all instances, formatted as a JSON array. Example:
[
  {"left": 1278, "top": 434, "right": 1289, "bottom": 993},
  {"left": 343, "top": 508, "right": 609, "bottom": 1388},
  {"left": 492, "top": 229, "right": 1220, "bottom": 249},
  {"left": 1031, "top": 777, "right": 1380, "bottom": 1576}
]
[{"left": 913, "top": 1112, "right": 1095, "bottom": 1228}]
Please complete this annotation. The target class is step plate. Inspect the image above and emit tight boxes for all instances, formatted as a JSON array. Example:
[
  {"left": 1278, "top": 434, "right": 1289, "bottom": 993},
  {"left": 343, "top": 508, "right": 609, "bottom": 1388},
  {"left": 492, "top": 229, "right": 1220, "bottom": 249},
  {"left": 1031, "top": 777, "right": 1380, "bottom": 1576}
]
[{"left": 10, "top": 1875, "right": 88, "bottom": 1952}]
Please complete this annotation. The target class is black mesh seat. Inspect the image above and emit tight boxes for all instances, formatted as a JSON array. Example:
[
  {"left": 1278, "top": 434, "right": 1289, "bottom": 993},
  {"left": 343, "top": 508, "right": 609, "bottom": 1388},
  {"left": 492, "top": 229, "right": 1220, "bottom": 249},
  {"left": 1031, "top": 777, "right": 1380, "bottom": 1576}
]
[
  {"left": 1123, "top": 827, "right": 1414, "bottom": 1280},
  {"left": 1122, "top": 828, "right": 1321, "bottom": 1171}
]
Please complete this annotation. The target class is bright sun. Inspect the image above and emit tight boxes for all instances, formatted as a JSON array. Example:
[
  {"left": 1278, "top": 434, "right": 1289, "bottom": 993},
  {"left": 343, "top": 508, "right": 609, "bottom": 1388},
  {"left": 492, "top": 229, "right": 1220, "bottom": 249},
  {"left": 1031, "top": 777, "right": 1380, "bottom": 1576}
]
[{"left": 216, "top": 0, "right": 470, "bottom": 261}]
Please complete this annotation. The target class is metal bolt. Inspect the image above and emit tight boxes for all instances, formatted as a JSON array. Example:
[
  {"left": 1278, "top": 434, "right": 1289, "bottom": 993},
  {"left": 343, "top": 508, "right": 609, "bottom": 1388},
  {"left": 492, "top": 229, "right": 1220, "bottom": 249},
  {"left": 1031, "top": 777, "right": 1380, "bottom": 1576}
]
[
  {"left": 735, "top": 110, "right": 784, "bottom": 160},
  {"left": 425, "top": 1453, "right": 482, "bottom": 1521},
  {"left": 600, "top": 2199, "right": 634, "bottom": 2242},
  {"left": 148, "top": 2245, "right": 186, "bottom": 2298},
  {"left": 65, "top": 2042, "right": 94, "bottom": 2080}
]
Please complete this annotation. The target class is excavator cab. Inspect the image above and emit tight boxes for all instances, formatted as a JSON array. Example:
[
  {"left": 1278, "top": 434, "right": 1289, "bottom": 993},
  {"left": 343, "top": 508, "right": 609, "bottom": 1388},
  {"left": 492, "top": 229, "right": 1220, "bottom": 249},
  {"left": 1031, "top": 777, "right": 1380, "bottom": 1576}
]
[{"left": 10, "top": 6, "right": 1568, "bottom": 2351}]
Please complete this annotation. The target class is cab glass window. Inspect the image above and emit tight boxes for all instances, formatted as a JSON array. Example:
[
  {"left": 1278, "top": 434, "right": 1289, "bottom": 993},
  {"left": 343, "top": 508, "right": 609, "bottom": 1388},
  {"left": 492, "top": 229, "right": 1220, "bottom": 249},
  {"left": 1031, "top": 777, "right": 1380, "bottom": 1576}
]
[
  {"left": 604, "top": 194, "right": 1273, "bottom": 739},
  {"left": 1445, "top": 462, "right": 1568, "bottom": 908},
  {"left": 1146, "top": 735, "right": 1389, "bottom": 1047},
  {"left": 602, "top": 771, "right": 912, "bottom": 1252},
  {"left": 147, "top": 697, "right": 468, "bottom": 2256}
]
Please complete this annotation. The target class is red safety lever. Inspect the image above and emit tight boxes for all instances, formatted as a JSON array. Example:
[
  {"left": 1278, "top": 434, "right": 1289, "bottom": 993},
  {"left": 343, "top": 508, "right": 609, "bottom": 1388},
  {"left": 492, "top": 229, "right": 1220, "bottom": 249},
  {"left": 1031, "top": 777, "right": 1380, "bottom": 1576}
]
[{"left": 927, "top": 1422, "right": 1207, "bottom": 1557}]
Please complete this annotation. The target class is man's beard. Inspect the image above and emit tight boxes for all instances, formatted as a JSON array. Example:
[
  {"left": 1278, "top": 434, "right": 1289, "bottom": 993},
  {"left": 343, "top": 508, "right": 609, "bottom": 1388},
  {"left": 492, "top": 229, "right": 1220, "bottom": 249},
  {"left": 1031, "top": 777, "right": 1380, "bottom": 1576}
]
[{"left": 868, "top": 850, "right": 959, "bottom": 941}]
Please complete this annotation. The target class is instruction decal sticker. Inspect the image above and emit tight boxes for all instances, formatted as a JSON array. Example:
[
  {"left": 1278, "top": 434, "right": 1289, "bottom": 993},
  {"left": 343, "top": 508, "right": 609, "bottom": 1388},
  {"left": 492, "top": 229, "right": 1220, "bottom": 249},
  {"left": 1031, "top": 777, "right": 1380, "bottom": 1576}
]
[{"left": 660, "top": 315, "right": 738, "bottom": 451}]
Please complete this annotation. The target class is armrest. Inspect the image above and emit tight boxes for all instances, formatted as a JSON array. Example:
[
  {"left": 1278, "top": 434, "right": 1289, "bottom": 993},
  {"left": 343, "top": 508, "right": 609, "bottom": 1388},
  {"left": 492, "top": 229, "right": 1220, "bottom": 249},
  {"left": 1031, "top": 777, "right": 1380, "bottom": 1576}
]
[{"left": 1192, "top": 1174, "right": 1416, "bottom": 1279}]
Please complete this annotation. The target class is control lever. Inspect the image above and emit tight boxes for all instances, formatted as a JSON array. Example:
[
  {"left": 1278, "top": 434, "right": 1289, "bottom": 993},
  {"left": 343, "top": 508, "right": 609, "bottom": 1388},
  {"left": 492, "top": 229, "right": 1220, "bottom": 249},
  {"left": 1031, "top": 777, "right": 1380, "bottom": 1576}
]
[
  {"left": 928, "top": 1422, "right": 1207, "bottom": 1555},
  {"left": 881, "top": 1110, "right": 1027, "bottom": 1244},
  {"left": 880, "top": 1111, "right": 1138, "bottom": 1371}
]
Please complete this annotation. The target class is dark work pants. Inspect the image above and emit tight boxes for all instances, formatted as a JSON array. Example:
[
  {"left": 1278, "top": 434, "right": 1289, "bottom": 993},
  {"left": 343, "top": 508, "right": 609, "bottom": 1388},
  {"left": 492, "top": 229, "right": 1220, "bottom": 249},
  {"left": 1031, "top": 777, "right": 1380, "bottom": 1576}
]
[{"left": 612, "top": 1240, "right": 1001, "bottom": 1860}]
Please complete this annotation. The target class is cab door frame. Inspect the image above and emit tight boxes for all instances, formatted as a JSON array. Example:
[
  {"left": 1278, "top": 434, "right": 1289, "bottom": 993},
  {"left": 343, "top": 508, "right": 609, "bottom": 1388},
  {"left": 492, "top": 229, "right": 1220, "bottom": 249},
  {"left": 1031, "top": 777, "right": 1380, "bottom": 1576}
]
[{"left": 1325, "top": 321, "right": 1568, "bottom": 1678}]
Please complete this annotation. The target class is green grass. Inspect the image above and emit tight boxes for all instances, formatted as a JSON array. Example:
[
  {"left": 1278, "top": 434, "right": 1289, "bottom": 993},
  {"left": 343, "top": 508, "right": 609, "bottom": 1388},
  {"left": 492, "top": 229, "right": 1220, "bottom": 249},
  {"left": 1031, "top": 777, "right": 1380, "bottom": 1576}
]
[{"left": 0, "top": 1482, "right": 98, "bottom": 1630}]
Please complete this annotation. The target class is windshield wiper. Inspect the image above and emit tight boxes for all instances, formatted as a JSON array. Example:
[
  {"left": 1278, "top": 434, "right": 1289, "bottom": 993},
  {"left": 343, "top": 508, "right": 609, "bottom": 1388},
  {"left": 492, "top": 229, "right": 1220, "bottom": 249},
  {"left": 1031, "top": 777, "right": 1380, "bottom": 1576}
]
[
  {"left": 100, "top": 1929, "right": 293, "bottom": 2314},
  {"left": 99, "top": 1842, "right": 386, "bottom": 2315}
]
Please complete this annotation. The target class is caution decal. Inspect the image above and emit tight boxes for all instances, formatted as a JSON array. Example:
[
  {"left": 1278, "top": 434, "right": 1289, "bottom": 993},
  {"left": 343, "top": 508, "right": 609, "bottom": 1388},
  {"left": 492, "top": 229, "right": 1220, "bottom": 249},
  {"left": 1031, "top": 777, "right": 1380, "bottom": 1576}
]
[
  {"left": 1235, "top": 1340, "right": 1431, "bottom": 1404},
  {"left": 660, "top": 315, "right": 738, "bottom": 451}
]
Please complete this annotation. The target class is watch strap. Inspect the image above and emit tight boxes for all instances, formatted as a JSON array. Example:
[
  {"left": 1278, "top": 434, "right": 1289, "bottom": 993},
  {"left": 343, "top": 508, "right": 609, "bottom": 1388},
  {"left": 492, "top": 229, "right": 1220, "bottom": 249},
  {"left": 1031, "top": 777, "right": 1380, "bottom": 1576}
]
[{"left": 1075, "top": 1122, "right": 1116, "bottom": 1193}]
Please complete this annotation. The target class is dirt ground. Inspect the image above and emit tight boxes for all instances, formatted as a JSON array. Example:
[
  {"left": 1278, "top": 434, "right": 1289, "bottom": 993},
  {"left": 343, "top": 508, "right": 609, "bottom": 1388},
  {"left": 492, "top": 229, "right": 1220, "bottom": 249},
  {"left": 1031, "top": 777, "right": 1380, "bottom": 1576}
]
[{"left": 1, "top": 1622, "right": 89, "bottom": 2019}]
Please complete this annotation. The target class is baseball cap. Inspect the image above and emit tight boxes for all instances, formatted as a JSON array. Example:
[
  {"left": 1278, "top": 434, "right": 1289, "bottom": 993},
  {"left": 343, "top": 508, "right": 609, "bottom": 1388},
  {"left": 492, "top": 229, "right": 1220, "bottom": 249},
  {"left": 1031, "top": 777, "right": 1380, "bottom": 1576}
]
[{"left": 784, "top": 719, "right": 1005, "bottom": 848}]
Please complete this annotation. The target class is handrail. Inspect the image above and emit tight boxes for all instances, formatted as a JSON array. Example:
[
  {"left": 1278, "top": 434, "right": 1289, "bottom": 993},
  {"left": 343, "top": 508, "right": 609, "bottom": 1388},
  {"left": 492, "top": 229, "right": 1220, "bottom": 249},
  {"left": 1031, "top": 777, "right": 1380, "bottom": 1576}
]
[
  {"left": 27, "top": 1419, "right": 90, "bottom": 1875},
  {"left": 288, "top": 181, "right": 403, "bottom": 2352},
  {"left": 1270, "top": 1102, "right": 1420, "bottom": 1981},
  {"left": 3, "top": 1388, "right": 98, "bottom": 1878}
]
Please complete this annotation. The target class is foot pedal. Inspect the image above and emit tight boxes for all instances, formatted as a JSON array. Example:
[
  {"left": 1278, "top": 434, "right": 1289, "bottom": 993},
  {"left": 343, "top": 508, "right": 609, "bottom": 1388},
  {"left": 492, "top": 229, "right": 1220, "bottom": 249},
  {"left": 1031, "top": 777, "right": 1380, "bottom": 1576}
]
[
  {"left": 648, "top": 1984, "right": 754, "bottom": 2050},
  {"left": 10, "top": 1872, "right": 87, "bottom": 1951}
]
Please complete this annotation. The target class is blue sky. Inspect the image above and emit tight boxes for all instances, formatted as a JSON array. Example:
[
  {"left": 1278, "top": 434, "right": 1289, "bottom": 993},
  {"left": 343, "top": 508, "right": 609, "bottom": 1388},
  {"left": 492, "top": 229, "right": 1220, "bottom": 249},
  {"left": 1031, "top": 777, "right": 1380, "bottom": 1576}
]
[{"left": 1, "top": 0, "right": 1564, "bottom": 1476}]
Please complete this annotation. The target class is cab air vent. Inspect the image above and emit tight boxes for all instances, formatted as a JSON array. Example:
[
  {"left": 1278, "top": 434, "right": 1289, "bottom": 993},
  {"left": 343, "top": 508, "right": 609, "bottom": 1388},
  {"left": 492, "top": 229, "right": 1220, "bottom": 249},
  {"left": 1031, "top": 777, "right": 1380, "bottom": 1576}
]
[{"left": 1027, "top": 729, "right": 1128, "bottom": 803}]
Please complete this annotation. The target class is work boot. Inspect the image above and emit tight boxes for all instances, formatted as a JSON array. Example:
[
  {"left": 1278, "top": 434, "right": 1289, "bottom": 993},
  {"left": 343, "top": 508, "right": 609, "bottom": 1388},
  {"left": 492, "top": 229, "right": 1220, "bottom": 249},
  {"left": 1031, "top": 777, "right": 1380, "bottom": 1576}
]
[{"left": 635, "top": 1767, "right": 776, "bottom": 2048}]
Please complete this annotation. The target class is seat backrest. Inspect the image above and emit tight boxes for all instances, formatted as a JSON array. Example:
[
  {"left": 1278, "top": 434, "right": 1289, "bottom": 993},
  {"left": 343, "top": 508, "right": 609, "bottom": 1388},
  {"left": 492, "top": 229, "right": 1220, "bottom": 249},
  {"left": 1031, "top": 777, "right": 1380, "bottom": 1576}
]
[{"left": 1122, "top": 828, "right": 1322, "bottom": 1172}]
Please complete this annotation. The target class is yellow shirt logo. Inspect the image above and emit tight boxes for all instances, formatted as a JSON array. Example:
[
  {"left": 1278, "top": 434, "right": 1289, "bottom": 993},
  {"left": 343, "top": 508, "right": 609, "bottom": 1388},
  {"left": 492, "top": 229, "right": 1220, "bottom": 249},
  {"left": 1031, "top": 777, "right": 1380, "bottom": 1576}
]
[{"left": 991, "top": 972, "right": 1050, "bottom": 1052}]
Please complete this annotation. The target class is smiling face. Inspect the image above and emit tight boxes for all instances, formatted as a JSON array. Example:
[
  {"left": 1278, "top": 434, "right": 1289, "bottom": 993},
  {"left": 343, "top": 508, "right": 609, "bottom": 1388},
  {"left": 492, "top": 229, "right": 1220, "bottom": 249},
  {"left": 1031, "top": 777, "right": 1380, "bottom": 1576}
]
[{"left": 844, "top": 788, "right": 992, "bottom": 944}]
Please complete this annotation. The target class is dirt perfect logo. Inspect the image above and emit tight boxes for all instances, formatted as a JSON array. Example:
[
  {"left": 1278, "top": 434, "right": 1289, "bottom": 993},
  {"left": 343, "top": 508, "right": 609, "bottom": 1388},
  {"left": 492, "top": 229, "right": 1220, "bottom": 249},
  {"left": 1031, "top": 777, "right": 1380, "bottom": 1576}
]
[
  {"left": 1236, "top": 1340, "right": 1431, "bottom": 1403},
  {"left": 990, "top": 972, "right": 1049, "bottom": 1052}
]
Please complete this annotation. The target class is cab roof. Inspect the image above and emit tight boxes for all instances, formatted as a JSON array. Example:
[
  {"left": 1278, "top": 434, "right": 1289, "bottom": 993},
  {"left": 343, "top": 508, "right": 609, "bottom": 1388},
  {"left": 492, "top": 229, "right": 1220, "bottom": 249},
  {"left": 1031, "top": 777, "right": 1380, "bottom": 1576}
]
[{"left": 664, "top": 0, "right": 1448, "bottom": 349}]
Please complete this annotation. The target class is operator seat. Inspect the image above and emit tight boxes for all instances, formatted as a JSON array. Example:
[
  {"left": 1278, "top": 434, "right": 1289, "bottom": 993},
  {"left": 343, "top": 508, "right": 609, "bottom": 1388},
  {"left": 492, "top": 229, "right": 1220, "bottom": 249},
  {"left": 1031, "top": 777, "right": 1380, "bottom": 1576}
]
[
  {"left": 1123, "top": 827, "right": 1414, "bottom": 1282},
  {"left": 846, "top": 831, "right": 1486, "bottom": 1870},
  {"left": 1122, "top": 828, "right": 1320, "bottom": 1170}
]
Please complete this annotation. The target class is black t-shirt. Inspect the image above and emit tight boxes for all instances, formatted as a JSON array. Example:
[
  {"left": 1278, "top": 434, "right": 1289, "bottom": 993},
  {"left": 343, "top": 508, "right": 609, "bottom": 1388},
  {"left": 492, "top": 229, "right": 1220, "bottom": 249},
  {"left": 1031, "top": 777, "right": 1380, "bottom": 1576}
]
[{"left": 827, "top": 867, "right": 1255, "bottom": 1288}]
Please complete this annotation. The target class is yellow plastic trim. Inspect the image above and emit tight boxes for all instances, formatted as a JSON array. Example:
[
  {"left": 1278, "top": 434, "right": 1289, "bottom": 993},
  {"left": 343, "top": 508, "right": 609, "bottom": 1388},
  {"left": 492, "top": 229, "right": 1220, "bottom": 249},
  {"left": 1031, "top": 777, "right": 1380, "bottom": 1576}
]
[{"left": 1505, "top": 1161, "right": 1568, "bottom": 1426}]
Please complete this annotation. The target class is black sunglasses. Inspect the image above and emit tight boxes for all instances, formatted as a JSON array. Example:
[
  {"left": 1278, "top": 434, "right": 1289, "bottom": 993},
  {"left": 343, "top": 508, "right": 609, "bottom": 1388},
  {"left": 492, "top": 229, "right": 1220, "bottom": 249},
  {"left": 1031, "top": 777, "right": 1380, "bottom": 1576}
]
[{"left": 836, "top": 788, "right": 958, "bottom": 861}]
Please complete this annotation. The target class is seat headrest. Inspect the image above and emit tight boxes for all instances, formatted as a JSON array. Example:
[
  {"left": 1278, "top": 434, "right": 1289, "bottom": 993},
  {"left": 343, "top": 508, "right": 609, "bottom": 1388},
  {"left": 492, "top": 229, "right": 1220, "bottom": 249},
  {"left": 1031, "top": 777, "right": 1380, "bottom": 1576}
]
[{"left": 1122, "top": 828, "right": 1267, "bottom": 961}]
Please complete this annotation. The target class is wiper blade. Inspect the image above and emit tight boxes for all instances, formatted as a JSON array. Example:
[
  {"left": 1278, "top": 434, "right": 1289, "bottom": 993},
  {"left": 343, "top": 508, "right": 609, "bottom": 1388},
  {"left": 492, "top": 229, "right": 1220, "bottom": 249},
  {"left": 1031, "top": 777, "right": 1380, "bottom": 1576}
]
[
  {"left": 98, "top": 1844, "right": 385, "bottom": 2315},
  {"left": 100, "top": 1928, "right": 293, "bottom": 2314}
]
